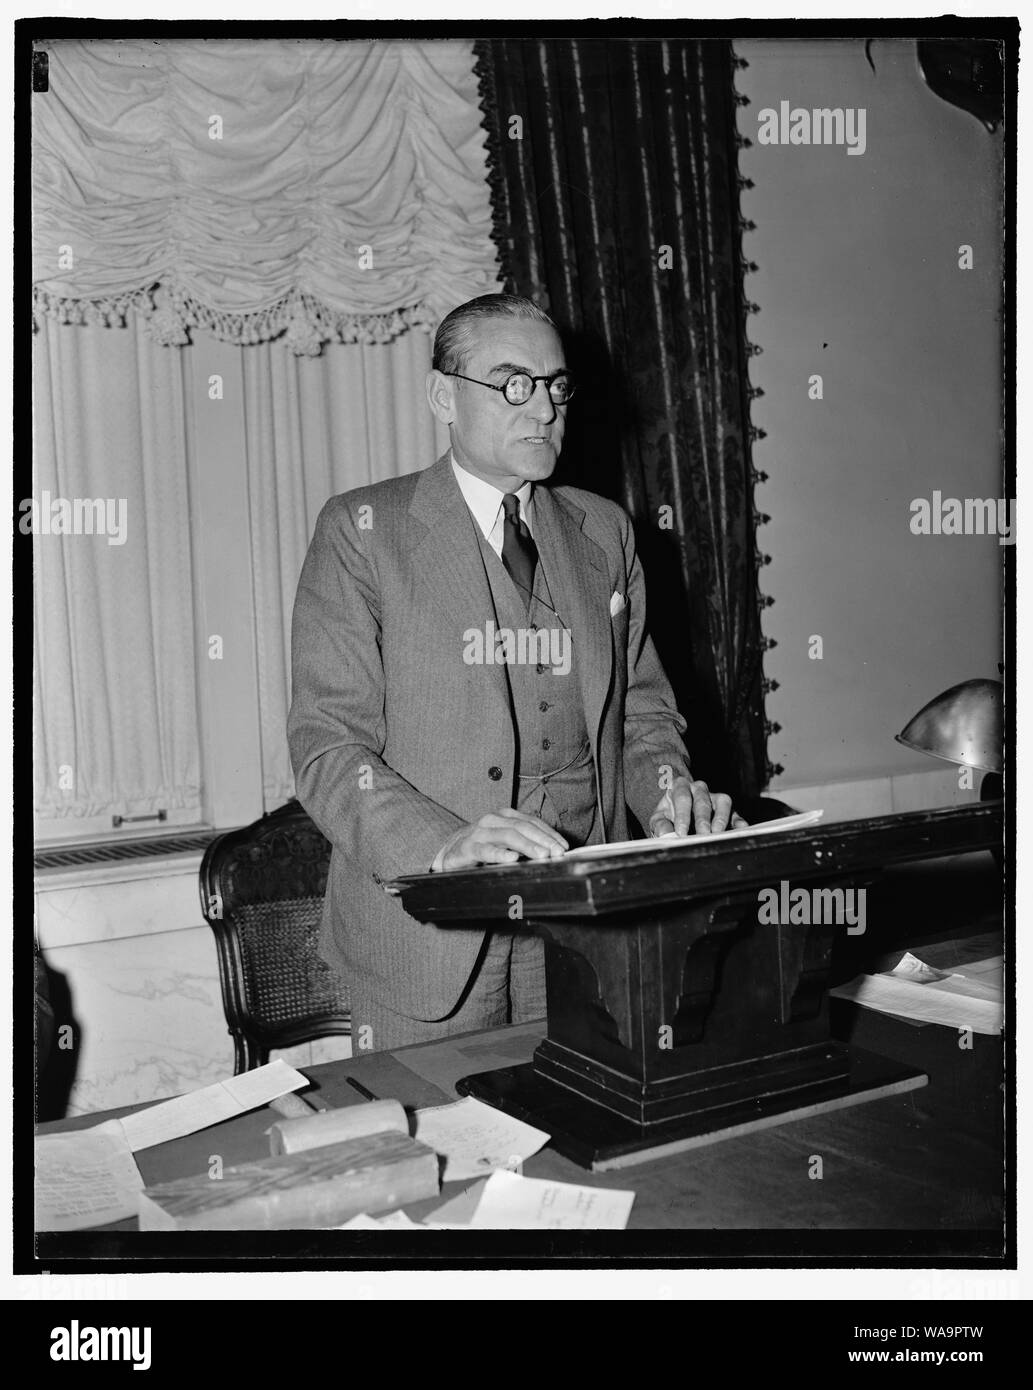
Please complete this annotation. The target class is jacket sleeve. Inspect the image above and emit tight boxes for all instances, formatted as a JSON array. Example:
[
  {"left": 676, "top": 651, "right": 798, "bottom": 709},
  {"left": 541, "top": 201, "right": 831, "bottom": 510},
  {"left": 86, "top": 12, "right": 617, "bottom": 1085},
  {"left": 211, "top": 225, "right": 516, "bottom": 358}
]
[
  {"left": 287, "top": 496, "right": 466, "bottom": 884},
  {"left": 616, "top": 505, "right": 694, "bottom": 831}
]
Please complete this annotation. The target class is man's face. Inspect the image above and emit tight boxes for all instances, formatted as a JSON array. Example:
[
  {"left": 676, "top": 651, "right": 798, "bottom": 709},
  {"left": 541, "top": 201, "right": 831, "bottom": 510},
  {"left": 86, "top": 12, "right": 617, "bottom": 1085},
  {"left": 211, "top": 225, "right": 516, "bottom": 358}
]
[{"left": 434, "top": 318, "right": 569, "bottom": 492}]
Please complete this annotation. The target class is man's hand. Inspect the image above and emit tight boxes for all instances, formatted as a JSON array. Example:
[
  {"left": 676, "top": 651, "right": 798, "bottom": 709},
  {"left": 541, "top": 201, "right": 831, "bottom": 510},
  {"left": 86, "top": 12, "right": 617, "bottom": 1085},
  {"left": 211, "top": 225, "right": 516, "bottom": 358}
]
[
  {"left": 436, "top": 808, "right": 569, "bottom": 871},
  {"left": 648, "top": 776, "right": 746, "bottom": 837}
]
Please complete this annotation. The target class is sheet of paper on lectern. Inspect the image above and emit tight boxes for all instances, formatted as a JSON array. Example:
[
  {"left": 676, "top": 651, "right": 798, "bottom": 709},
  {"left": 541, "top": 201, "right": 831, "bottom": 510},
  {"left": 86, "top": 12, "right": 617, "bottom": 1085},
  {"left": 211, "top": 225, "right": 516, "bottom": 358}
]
[{"left": 564, "top": 808, "right": 824, "bottom": 859}]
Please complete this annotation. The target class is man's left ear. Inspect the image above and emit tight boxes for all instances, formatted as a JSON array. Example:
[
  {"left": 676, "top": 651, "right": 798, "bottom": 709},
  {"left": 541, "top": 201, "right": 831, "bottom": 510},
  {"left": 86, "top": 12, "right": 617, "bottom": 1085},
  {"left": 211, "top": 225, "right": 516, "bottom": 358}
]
[{"left": 425, "top": 370, "right": 455, "bottom": 425}]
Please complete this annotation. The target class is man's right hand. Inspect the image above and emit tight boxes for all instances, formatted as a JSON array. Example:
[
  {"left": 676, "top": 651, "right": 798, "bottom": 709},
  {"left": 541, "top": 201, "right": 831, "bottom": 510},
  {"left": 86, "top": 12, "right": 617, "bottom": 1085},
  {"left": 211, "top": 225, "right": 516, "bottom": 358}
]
[{"left": 436, "top": 808, "right": 569, "bottom": 872}]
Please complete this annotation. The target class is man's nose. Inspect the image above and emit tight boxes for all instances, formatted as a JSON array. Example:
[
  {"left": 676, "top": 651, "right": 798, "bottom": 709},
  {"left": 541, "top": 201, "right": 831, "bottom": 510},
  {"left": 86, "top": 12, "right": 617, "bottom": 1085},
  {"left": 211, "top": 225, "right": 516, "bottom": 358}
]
[{"left": 525, "top": 381, "right": 558, "bottom": 422}]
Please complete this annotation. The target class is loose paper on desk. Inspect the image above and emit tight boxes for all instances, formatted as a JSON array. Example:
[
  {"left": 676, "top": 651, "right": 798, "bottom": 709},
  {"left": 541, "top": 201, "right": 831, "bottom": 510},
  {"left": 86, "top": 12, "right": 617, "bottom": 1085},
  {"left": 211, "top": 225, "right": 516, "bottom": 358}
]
[
  {"left": 830, "top": 957, "right": 1002, "bottom": 1035},
  {"left": 413, "top": 1097, "right": 550, "bottom": 1181},
  {"left": 115, "top": 1060, "right": 310, "bottom": 1151},
  {"left": 463, "top": 1169, "right": 635, "bottom": 1230},
  {"left": 564, "top": 809, "right": 824, "bottom": 859},
  {"left": 35, "top": 1121, "right": 145, "bottom": 1231}
]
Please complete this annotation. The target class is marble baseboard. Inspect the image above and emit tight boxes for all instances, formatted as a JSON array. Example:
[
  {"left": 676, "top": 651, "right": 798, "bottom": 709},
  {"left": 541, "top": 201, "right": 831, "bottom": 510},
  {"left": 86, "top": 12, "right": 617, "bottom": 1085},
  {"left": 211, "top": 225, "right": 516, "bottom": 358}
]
[
  {"left": 39, "top": 925, "right": 233, "bottom": 1116},
  {"left": 36, "top": 861, "right": 204, "bottom": 951},
  {"left": 37, "top": 899, "right": 353, "bottom": 1116}
]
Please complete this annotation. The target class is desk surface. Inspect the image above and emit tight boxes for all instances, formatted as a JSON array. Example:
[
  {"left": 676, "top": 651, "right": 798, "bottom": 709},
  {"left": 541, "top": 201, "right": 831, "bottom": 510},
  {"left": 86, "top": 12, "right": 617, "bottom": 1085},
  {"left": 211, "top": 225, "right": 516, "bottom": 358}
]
[
  {"left": 34, "top": 852, "right": 1005, "bottom": 1257},
  {"left": 36, "top": 933, "right": 1003, "bottom": 1247}
]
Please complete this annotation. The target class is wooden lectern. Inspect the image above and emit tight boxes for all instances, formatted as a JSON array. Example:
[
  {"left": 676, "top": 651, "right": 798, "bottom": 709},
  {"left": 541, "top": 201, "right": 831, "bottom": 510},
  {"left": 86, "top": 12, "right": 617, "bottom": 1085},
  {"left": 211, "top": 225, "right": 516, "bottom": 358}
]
[{"left": 391, "top": 803, "right": 1002, "bottom": 1170}]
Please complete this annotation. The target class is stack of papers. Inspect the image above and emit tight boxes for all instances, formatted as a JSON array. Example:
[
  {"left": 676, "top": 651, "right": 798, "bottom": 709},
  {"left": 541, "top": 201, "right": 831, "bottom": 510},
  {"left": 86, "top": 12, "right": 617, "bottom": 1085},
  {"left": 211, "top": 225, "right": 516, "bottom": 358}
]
[
  {"left": 35, "top": 1059, "right": 311, "bottom": 1231},
  {"left": 37, "top": 1085, "right": 561, "bottom": 1231},
  {"left": 39, "top": 1074, "right": 636, "bottom": 1232},
  {"left": 337, "top": 1099, "right": 635, "bottom": 1230},
  {"left": 830, "top": 952, "right": 1002, "bottom": 1035}
]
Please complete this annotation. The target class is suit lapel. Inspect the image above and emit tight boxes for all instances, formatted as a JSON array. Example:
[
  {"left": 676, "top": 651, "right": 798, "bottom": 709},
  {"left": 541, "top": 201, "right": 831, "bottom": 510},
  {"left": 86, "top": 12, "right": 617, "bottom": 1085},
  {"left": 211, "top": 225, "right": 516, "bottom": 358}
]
[
  {"left": 408, "top": 455, "right": 512, "bottom": 719},
  {"left": 407, "top": 456, "right": 614, "bottom": 754},
  {"left": 531, "top": 485, "right": 613, "bottom": 749}
]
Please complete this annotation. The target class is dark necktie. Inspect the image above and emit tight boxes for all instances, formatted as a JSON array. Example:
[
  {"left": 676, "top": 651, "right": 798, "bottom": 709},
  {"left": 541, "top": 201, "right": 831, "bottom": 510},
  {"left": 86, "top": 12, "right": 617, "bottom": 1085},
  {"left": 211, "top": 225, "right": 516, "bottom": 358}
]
[{"left": 501, "top": 493, "right": 539, "bottom": 605}]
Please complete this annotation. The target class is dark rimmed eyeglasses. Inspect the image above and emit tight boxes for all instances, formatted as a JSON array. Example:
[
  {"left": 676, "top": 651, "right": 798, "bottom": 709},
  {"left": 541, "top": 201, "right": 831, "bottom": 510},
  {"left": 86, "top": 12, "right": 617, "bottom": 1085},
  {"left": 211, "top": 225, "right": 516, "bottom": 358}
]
[{"left": 445, "top": 370, "right": 577, "bottom": 406}]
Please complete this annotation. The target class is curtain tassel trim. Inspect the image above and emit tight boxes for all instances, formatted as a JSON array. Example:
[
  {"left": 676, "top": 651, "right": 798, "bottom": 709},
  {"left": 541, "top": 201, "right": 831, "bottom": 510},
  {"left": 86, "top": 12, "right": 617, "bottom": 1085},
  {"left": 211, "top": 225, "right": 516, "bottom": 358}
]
[
  {"left": 472, "top": 39, "right": 517, "bottom": 295},
  {"left": 32, "top": 281, "right": 437, "bottom": 354},
  {"left": 732, "top": 41, "right": 782, "bottom": 787}
]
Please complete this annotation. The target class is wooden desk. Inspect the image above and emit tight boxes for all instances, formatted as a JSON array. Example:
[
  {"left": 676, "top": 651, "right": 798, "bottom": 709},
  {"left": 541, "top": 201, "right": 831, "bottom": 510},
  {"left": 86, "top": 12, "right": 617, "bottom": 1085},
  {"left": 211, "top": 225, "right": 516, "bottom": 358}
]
[{"left": 32, "top": 855, "right": 1005, "bottom": 1265}]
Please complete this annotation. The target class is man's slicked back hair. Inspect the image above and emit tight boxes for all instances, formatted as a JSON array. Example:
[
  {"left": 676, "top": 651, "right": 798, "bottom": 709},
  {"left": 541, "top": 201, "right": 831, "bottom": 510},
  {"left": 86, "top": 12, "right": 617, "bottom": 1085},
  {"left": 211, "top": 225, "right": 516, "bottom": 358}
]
[{"left": 432, "top": 294, "right": 558, "bottom": 376}]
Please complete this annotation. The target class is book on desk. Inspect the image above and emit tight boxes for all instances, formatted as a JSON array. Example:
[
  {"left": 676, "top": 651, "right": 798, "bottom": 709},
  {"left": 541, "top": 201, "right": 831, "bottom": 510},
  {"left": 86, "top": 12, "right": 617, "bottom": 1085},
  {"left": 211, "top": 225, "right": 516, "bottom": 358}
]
[{"left": 138, "top": 1099, "right": 439, "bottom": 1231}]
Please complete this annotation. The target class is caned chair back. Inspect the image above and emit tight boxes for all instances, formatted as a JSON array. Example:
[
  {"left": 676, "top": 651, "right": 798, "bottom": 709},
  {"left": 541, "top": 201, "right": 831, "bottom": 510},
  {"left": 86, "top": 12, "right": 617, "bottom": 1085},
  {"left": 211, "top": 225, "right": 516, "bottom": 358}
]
[{"left": 199, "top": 800, "right": 349, "bottom": 1072}]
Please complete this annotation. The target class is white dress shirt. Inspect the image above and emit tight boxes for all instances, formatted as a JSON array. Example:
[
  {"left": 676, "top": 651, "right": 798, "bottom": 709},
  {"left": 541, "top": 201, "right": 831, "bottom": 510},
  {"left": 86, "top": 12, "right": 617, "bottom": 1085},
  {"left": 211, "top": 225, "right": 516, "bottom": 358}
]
[{"left": 450, "top": 453, "right": 535, "bottom": 554}]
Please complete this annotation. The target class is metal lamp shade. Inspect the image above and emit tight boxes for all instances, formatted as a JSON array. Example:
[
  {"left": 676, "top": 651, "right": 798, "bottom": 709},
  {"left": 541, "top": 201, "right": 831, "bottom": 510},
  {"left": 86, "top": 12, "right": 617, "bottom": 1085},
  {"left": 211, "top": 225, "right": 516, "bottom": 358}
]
[{"left": 895, "top": 678, "right": 1003, "bottom": 774}]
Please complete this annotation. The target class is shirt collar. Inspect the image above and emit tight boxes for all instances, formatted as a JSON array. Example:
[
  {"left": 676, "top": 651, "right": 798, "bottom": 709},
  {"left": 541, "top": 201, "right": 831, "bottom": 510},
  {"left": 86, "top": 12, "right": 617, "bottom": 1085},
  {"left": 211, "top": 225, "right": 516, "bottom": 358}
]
[{"left": 449, "top": 452, "right": 534, "bottom": 539}]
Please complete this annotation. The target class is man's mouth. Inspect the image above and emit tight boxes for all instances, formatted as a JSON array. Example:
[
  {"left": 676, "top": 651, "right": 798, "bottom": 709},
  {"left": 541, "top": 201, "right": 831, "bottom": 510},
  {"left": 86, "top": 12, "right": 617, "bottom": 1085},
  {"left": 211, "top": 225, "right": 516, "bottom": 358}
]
[{"left": 520, "top": 436, "right": 552, "bottom": 446}]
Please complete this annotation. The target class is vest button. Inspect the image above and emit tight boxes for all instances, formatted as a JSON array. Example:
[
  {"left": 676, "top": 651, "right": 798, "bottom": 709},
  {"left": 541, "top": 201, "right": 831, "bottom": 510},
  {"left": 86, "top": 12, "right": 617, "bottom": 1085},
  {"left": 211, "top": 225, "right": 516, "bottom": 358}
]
[
  {"left": 488, "top": 766, "right": 503, "bottom": 781},
  {"left": 536, "top": 663, "right": 546, "bottom": 674},
  {"left": 542, "top": 739, "right": 551, "bottom": 750},
  {"left": 538, "top": 700, "right": 549, "bottom": 712}
]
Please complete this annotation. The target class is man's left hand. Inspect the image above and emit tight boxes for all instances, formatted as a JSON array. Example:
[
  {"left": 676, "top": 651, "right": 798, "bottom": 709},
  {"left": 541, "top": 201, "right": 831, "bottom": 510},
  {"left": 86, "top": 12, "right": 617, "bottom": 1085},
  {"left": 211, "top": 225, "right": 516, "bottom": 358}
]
[{"left": 648, "top": 776, "right": 747, "bottom": 837}]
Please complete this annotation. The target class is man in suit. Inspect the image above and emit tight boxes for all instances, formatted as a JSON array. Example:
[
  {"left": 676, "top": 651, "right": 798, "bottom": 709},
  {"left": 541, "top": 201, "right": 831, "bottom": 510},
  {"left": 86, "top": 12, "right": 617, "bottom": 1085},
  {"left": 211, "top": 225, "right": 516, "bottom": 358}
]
[{"left": 288, "top": 294, "right": 741, "bottom": 1051}]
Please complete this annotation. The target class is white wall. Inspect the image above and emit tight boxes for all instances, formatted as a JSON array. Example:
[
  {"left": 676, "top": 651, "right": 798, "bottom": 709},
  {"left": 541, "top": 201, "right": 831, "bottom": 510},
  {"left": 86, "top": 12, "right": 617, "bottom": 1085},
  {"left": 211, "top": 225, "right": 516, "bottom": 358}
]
[{"left": 736, "top": 38, "right": 1004, "bottom": 809}]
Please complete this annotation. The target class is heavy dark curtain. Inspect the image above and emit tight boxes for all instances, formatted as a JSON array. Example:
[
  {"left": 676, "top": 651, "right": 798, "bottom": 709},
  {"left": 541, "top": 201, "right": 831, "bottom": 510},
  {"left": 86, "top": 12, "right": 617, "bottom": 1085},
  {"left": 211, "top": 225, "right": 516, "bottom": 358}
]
[{"left": 474, "top": 38, "right": 772, "bottom": 799}]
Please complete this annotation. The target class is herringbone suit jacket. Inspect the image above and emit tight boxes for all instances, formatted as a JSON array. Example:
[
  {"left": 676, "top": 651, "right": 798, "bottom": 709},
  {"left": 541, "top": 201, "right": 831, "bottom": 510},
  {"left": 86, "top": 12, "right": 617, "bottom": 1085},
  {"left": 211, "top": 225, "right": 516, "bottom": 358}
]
[{"left": 287, "top": 452, "right": 692, "bottom": 1019}]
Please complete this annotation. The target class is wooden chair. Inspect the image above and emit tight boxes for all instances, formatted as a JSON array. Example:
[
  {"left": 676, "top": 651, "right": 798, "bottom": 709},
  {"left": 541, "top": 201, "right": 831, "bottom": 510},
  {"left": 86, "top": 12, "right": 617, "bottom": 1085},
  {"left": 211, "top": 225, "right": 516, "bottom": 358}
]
[{"left": 199, "top": 799, "right": 350, "bottom": 1073}]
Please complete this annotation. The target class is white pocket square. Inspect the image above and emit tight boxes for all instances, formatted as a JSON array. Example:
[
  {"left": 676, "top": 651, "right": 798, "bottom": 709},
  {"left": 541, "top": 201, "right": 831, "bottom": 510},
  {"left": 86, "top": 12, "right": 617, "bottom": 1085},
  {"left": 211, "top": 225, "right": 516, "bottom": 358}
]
[{"left": 610, "top": 590, "right": 627, "bottom": 617}]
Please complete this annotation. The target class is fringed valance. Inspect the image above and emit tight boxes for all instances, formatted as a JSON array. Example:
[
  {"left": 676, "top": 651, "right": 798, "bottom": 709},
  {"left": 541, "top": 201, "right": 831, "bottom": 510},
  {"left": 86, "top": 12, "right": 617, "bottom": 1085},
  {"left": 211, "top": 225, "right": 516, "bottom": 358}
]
[{"left": 32, "top": 39, "right": 501, "bottom": 351}]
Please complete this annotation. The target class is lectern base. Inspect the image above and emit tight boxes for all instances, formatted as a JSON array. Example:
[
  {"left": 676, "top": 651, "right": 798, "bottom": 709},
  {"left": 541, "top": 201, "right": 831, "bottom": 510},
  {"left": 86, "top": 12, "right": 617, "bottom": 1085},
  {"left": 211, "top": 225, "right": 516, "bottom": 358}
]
[{"left": 456, "top": 1048, "right": 927, "bottom": 1171}]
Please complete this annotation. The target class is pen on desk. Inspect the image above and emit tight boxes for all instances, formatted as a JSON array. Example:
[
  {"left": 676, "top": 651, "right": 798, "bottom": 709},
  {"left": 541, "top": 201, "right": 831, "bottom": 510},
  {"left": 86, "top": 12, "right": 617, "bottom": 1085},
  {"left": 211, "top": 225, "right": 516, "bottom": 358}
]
[{"left": 345, "top": 1077, "right": 379, "bottom": 1102}]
